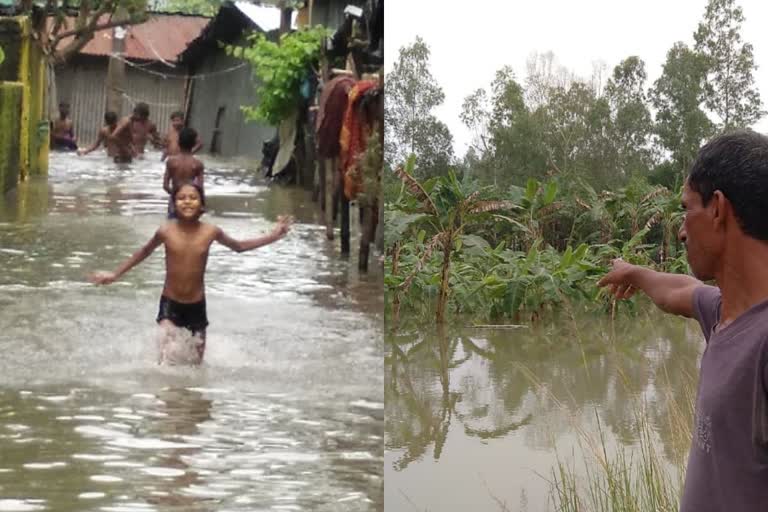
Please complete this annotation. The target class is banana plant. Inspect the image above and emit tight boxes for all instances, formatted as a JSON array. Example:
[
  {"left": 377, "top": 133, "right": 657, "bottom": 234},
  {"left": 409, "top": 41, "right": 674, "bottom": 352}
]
[{"left": 393, "top": 159, "right": 519, "bottom": 323}]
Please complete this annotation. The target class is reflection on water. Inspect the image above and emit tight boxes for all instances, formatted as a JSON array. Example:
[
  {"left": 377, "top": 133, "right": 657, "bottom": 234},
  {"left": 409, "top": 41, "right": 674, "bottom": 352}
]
[
  {"left": 385, "top": 312, "right": 702, "bottom": 511},
  {"left": 0, "top": 152, "right": 383, "bottom": 511}
]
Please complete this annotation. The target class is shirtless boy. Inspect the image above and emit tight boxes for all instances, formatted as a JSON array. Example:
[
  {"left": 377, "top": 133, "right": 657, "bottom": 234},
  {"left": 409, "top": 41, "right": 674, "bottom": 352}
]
[
  {"left": 163, "top": 127, "right": 204, "bottom": 218},
  {"left": 51, "top": 102, "right": 77, "bottom": 151},
  {"left": 89, "top": 182, "right": 293, "bottom": 365},
  {"left": 111, "top": 103, "right": 161, "bottom": 159},
  {"left": 77, "top": 111, "right": 119, "bottom": 158},
  {"left": 161, "top": 111, "right": 202, "bottom": 161}
]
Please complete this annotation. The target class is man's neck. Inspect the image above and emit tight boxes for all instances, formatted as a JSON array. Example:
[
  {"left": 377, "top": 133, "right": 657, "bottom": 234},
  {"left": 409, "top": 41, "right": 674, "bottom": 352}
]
[{"left": 715, "top": 239, "right": 768, "bottom": 325}]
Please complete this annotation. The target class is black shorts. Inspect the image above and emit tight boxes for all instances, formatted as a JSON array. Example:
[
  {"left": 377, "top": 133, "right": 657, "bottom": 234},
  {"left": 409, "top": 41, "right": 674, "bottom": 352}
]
[{"left": 156, "top": 295, "right": 208, "bottom": 334}]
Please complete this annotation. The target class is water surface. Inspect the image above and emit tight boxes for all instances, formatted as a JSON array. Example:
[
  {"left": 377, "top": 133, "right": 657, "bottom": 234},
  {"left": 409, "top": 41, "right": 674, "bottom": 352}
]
[{"left": 0, "top": 151, "right": 383, "bottom": 511}]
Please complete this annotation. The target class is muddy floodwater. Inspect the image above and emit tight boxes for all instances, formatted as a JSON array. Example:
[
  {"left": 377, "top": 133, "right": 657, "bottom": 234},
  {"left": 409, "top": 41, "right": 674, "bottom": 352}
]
[
  {"left": 0, "top": 151, "right": 383, "bottom": 511},
  {"left": 385, "top": 311, "right": 703, "bottom": 511}
]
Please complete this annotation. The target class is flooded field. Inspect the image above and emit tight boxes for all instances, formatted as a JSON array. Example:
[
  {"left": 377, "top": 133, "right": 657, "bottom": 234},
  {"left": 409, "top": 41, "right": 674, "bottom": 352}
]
[{"left": 385, "top": 312, "right": 702, "bottom": 511}]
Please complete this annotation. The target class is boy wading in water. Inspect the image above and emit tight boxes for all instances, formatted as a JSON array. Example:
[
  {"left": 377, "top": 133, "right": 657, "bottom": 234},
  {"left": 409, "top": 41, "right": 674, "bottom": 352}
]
[
  {"left": 89, "top": 183, "right": 293, "bottom": 365},
  {"left": 162, "top": 111, "right": 202, "bottom": 161},
  {"left": 110, "top": 102, "right": 161, "bottom": 162},
  {"left": 77, "top": 111, "right": 119, "bottom": 158},
  {"left": 164, "top": 127, "right": 204, "bottom": 219},
  {"left": 51, "top": 102, "right": 77, "bottom": 151}
]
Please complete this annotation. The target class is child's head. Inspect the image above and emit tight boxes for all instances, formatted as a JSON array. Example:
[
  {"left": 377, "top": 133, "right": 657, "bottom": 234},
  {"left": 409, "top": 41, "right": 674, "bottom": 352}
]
[
  {"left": 170, "top": 111, "right": 185, "bottom": 130},
  {"left": 133, "top": 102, "right": 150, "bottom": 120},
  {"left": 104, "top": 111, "right": 117, "bottom": 125},
  {"left": 179, "top": 127, "right": 198, "bottom": 152},
  {"left": 172, "top": 182, "right": 205, "bottom": 219},
  {"left": 59, "top": 102, "right": 70, "bottom": 117}
]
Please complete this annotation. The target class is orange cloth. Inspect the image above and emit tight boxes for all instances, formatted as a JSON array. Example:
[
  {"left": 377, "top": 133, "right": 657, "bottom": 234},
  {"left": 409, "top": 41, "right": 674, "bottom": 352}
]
[{"left": 339, "top": 80, "right": 378, "bottom": 200}]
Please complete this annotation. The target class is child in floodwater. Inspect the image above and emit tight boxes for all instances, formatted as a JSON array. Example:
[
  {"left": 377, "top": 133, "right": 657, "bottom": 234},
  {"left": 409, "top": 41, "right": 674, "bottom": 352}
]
[
  {"left": 51, "top": 102, "right": 77, "bottom": 151},
  {"left": 161, "top": 111, "right": 202, "bottom": 161},
  {"left": 163, "top": 127, "right": 204, "bottom": 219},
  {"left": 77, "top": 111, "right": 119, "bottom": 158},
  {"left": 88, "top": 182, "right": 293, "bottom": 365},
  {"left": 110, "top": 102, "right": 161, "bottom": 160}
]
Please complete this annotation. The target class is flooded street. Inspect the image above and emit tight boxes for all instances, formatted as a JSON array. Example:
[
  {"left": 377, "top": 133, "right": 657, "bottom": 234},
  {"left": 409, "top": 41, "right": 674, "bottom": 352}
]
[
  {"left": 385, "top": 312, "right": 702, "bottom": 511},
  {"left": 0, "top": 152, "right": 383, "bottom": 511}
]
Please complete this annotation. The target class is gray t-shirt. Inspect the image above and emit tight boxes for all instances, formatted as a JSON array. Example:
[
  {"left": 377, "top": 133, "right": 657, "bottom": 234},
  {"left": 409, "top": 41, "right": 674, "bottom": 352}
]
[{"left": 681, "top": 285, "right": 768, "bottom": 511}]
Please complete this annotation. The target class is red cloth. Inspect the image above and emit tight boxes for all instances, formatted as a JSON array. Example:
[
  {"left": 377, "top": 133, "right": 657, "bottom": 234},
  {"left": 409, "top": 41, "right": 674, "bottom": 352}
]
[
  {"left": 315, "top": 76, "right": 356, "bottom": 158},
  {"left": 339, "top": 80, "right": 378, "bottom": 200}
]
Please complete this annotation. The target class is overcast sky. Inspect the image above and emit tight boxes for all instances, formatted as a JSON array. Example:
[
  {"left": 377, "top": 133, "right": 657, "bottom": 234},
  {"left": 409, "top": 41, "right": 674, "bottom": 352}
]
[{"left": 384, "top": 0, "right": 768, "bottom": 157}]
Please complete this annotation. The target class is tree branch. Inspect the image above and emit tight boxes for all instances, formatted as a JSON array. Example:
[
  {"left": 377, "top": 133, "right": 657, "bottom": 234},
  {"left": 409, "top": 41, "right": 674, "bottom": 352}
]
[
  {"left": 53, "top": 17, "right": 127, "bottom": 44},
  {"left": 52, "top": 3, "right": 148, "bottom": 64}
]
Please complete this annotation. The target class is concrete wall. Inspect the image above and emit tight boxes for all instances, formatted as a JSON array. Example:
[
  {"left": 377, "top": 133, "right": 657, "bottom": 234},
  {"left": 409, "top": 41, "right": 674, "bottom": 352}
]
[
  {"left": 56, "top": 56, "right": 187, "bottom": 147},
  {"left": 0, "top": 82, "right": 23, "bottom": 194},
  {"left": 186, "top": 51, "right": 272, "bottom": 159},
  {"left": 0, "top": 15, "right": 49, "bottom": 195}
]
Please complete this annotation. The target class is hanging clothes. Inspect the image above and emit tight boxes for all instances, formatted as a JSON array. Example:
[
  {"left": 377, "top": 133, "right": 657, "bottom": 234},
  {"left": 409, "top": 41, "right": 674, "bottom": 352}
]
[
  {"left": 315, "top": 75, "right": 356, "bottom": 159},
  {"left": 339, "top": 80, "right": 379, "bottom": 200}
]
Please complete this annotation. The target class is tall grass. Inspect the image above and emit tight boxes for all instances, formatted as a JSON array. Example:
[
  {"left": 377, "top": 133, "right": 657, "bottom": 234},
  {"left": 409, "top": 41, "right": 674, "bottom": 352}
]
[{"left": 544, "top": 369, "right": 696, "bottom": 512}]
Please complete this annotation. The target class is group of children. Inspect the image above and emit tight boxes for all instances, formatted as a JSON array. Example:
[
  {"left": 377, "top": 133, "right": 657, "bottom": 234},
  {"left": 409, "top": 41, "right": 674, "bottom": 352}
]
[{"left": 66, "top": 101, "right": 294, "bottom": 366}]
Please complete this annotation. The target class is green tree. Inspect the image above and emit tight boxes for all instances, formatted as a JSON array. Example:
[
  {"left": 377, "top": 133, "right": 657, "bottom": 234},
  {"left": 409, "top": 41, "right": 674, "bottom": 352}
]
[
  {"left": 392, "top": 162, "right": 515, "bottom": 324},
  {"left": 604, "top": 56, "right": 654, "bottom": 179},
  {"left": 460, "top": 66, "right": 547, "bottom": 187},
  {"left": 539, "top": 81, "right": 616, "bottom": 188},
  {"left": 385, "top": 37, "right": 454, "bottom": 178},
  {"left": 160, "top": 0, "right": 220, "bottom": 15},
  {"left": 650, "top": 42, "right": 714, "bottom": 180},
  {"left": 459, "top": 87, "right": 491, "bottom": 155},
  {"left": 26, "top": 1, "right": 149, "bottom": 64},
  {"left": 693, "top": 0, "right": 763, "bottom": 129},
  {"left": 228, "top": 26, "right": 327, "bottom": 125}
]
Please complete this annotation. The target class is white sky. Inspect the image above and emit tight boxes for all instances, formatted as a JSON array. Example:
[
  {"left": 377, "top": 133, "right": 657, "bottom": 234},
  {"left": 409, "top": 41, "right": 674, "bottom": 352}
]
[{"left": 384, "top": 0, "right": 768, "bottom": 157}]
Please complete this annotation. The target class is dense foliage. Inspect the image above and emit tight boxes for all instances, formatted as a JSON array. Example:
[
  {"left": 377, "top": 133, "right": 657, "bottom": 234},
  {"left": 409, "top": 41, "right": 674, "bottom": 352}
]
[
  {"left": 386, "top": 161, "right": 687, "bottom": 324},
  {"left": 385, "top": 0, "right": 761, "bottom": 323},
  {"left": 228, "top": 26, "right": 328, "bottom": 125}
]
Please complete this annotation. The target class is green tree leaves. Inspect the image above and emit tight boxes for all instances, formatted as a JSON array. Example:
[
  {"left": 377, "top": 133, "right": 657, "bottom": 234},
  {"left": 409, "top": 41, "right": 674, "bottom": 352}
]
[
  {"left": 228, "top": 26, "right": 327, "bottom": 125},
  {"left": 385, "top": 37, "right": 455, "bottom": 179},
  {"left": 694, "top": 0, "right": 763, "bottom": 129}
]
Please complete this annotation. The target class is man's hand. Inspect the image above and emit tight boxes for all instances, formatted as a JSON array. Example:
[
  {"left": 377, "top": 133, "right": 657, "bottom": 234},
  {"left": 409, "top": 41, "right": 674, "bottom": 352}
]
[
  {"left": 88, "top": 271, "right": 117, "bottom": 285},
  {"left": 597, "top": 258, "right": 638, "bottom": 300}
]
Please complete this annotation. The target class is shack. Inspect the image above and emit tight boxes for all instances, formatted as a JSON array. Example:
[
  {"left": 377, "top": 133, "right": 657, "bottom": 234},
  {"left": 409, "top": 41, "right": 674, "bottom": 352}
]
[
  {"left": 177, "top": 1, "right": 282, "bottom": 158},
  {"left": 178, "top": 0, "right": 365, "bottom": 159},
  {"left": 54, "top": 13, "right": 208, "bottom": 146}
]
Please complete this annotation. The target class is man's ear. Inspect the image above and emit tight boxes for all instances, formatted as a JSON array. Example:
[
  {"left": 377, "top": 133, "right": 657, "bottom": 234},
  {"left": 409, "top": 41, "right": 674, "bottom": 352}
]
[{"left": 711, "top": 190, "right": 729, "bottom": 228}]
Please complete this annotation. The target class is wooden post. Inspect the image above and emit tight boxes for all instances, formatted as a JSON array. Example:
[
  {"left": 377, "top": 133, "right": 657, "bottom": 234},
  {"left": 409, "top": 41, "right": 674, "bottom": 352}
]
[
  {"left": 340, "top": 185, "right": 350, "bottom": 255},
  {"left": 324, "top": 158, "right": 335, "bottom": 240},
  {"left": 105, "top": 25, "right": 126, "bottom": 116},
  {"left": 315, "top": 158, "right": 323, "bottom": 205},
  {"left": 359, "top": 205, "right": 374, "bottom": 271}
]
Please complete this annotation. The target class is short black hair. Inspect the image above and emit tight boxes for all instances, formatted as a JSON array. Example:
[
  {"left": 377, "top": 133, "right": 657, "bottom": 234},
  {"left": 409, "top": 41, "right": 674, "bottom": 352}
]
[
  {"left": 179, "top": 127, "right": 197, "bottom": 151},
  {"left": 688, "top": 129, "right": 768, "bottom": 241},
  {"left": 59, "top": 102, "right": 69, "bottom": 109},
  {"left": 172, "top": 181, "right": 206, "bottom": 207},
  {"left": 104, "top": 111, "right": 117, "bottom": 124},
  {"left": 133, "top": 102, "right": 149, "bottom": 118},
  {"left": 170, "top": 111, "right": 185, "bottom": 120}
]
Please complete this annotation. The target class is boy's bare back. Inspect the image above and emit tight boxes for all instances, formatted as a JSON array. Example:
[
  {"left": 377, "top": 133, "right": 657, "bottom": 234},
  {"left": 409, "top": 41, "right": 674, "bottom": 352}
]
[{"left": 165, "top": 154, "right": 204, "bottom": 193}]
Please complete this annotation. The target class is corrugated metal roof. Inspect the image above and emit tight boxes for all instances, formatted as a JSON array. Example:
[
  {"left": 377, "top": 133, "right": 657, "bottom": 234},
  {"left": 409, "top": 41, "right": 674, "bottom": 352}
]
[{"left": 55, "top": 14, "right": 209, "bottom": 62}]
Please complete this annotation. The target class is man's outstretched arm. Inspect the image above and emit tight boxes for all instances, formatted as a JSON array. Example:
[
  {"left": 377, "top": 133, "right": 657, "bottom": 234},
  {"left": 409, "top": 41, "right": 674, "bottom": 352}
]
[{"left": 598, "top": 259, "right": 702, "bottom": 318}]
